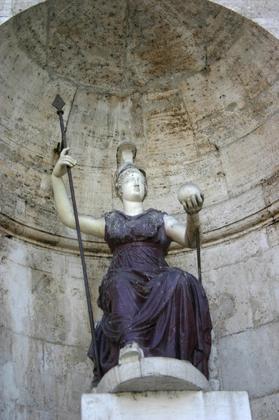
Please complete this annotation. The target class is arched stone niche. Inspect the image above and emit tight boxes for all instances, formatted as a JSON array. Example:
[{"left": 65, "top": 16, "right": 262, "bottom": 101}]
[
  {"left": 0, "top": 1, "right": 278, "bottom": 419},
  {"left": 2, "top": 0, "right": 279, "bottom": 38}
]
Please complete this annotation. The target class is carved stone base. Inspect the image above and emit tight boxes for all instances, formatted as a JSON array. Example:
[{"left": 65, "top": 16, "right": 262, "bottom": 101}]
[
  {"left": 82, "top": 359, "right": 252, "bottom": 419},
  {"left": 95, "top": 357, "right": 209, "bottom": 393},
  {"left": 82, "top": 391, "right": 252, "bottom": 420}
]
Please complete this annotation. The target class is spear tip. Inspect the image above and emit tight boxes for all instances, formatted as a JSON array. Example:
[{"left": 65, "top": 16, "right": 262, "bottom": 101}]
[{"left": 52, "top": 94, "right": 65, "bottom": 111}]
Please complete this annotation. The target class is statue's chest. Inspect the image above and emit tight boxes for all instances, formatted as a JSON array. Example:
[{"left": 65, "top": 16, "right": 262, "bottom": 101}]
[{"left": 108, "top": 211, "right": 161, "bottom": 243}]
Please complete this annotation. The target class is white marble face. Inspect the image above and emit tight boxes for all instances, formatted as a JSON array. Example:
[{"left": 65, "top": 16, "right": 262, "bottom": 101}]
[{"left": 117, "top": 168, "right": 147, "bottom": 202}]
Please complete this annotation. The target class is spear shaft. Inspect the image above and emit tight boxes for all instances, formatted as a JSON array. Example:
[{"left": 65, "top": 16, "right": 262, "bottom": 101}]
[
  {"left": 52, "top": 95, "right": 101, "bottom": 379},
  {"left": 196, "top": 228, "right": 202, "bottom": 284}
]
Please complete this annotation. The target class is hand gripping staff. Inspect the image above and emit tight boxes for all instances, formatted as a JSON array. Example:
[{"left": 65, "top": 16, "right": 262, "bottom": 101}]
[{"left": 52, "top": 95, "right": 101, "bottom": 380}]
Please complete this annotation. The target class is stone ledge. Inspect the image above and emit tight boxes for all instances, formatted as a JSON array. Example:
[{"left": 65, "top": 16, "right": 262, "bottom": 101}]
[
  {"left": 82, "top": 390, "right": 252, "bottom": 420},
  {"left": 95, "top": 358, "right": 210, "bottom": 393}
]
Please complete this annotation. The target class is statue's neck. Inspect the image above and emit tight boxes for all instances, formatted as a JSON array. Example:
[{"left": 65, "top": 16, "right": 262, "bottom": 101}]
[{"left": 122, "top": 200, "right": 144, "bottom": 216}]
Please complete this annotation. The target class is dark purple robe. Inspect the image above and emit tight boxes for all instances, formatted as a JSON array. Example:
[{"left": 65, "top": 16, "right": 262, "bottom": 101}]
[{"left": 88, "top": 208, "right": 212, "bottom": 380}]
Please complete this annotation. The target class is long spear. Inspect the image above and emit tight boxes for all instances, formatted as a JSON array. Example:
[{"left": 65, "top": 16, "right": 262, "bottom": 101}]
[
  {"left": 52, "top": 94, "right": 101, "bottom": 379},
  {"left": 196, "top": 228, "right": 202, "bottom": 284}
]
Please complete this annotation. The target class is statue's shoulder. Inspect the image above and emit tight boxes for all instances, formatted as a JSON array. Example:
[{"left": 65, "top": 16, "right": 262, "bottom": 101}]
[
  {"left": 146, "top": 208, "right": 165, "bottom": 216},
  {"left": 144, "top": 209, "right": 168, "bottom": 228},
  {"left": 103, "top": 209, "right": 120, "bottom": 222},
  {"left": 149, "top": 208, "right": 169, "bottom": 220}
]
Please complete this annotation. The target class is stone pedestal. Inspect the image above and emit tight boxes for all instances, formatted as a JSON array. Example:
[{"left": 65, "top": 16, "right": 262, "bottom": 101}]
[
  {"left": 81, "top": 358, "right": 252, "bottom": 420},
  {"left": 82, "top": 391, "right": 252, "bottom": 420},
  {"left": 96, "top": 357, "right": 209, "bottom": 393}
]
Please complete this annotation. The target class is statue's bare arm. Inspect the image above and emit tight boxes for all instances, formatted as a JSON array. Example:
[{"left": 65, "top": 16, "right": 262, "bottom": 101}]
[
  {"left": 164, "top": 183, "right": 204, "bottom": 248},
  {"left": 51, "top": 148, "right": 105, "bottom": 239}
]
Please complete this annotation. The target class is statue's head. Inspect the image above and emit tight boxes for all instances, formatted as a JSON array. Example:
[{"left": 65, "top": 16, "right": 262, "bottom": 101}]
[
  {"left": 115, "top": 141, "right": 147, "bottom": 202},
  {"left": 115, "top": 164, "right": 147, "bottom": 202}
]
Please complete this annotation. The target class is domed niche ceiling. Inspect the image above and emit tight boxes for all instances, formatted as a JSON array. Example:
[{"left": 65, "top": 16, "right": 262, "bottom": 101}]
[{"left": 0, "top": 0, "right": 278, "bottom": 253}]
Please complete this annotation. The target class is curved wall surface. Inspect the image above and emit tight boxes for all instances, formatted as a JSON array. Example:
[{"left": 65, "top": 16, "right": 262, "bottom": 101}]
[
  {"left": 0, "top": 1, "right": 279, "bottom": 419},
  {"left": 2, "top": 0, "right": 279, "bottom": 38}
]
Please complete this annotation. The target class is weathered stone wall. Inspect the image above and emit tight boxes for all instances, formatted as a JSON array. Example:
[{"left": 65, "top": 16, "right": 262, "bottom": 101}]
[
  {"left": 0, "top": 1, "right": 279, "bottom": 419},
  {"left": 171, "top": 225, "right": 279, "bottom": 420},
  {"left": 0, "top": 235, "right": 107, "bottom": 419},
  {"left": 1, "top": 0, "right": 279, "bottom": 38},
  {"left": 212, "top": 0, "right": 279, "bottom": 38}
]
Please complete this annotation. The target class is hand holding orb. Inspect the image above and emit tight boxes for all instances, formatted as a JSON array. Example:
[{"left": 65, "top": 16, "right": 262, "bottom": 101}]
[{"left": 177, "top": 182, "right": 204, "bottom": 214}]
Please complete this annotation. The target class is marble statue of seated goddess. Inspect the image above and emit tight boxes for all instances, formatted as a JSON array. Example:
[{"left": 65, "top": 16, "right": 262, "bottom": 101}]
[{"left": 51, "top": 142, "right": 212, "bottom": 383}]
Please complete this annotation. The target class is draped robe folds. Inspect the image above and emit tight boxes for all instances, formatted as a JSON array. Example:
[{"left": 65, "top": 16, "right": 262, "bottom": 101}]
[{"left": 88, "top": 208, "right": 212, "bottom": 380}]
